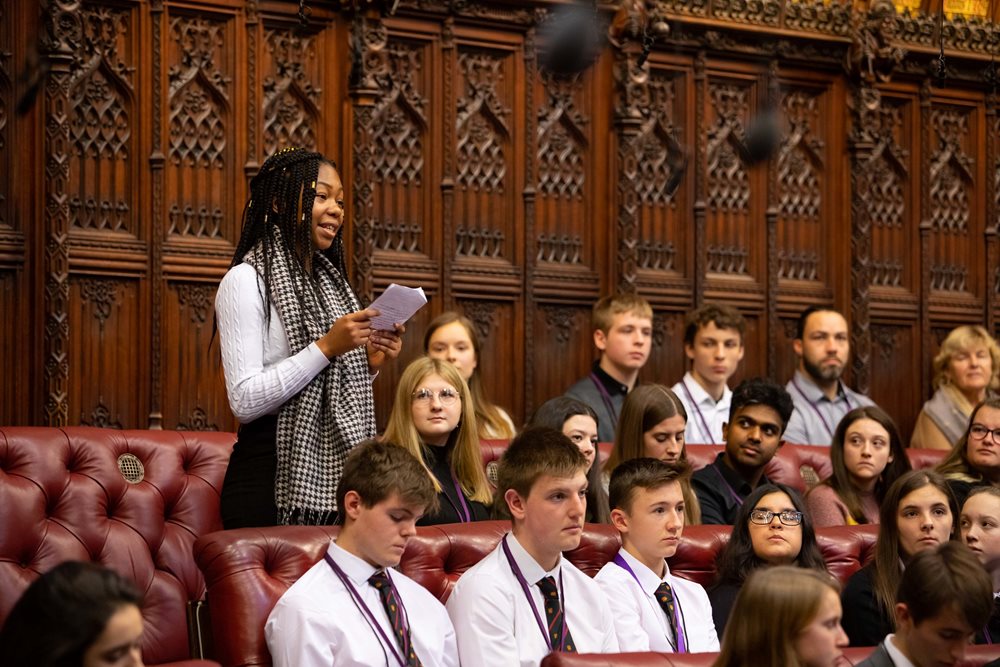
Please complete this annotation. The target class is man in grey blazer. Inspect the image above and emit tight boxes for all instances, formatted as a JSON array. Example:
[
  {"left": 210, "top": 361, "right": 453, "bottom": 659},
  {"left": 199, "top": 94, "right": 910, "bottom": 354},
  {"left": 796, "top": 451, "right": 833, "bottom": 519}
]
[{"left": 857, "top": 542, "right": 992, "bottom": 667}]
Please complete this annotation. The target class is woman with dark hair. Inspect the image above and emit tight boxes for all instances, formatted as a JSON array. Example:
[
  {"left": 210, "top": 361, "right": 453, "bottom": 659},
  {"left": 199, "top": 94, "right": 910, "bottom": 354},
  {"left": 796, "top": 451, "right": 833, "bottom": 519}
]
[
  {"left": 0, "top": 561, "right": 144, "bottom": 667},
  {"left": 527, "top": 396, "right": 611, "bottom": 523},
  {"left": 806, "top": 406, "right": 911, "bottom": 527},
  {"left": 708, "top": 482, "right": 827, "bottom": 636},
  {"left": 912, "top": 325, "right": 1000, "bottom": 449},
  {"left": 610, "top": 384, "right": 701, "bottom": 524},
  {"left": 215, "top": 148, "right": 404, "bottom": 528},
  {"left": 840, "top": 469, "right": 960, "bottom": 646},
  {"left": 424, "top": 311, "right": 515, "bottom": 439},
  {"left": 714, "top": 567, "right": 847, "bottom": 667},
  {"left": 936, "top": 396, "right": 1000, "bottom": 508}
]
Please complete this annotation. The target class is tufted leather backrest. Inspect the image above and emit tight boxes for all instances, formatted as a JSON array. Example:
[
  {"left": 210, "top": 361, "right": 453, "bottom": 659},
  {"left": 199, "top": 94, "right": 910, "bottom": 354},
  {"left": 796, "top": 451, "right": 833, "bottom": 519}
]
[
  {"left": 195, "top": 521, "right": 878, "bottom": 667},
  {"left": 0, "top": 426, "right": 234, "bottom": 665}
]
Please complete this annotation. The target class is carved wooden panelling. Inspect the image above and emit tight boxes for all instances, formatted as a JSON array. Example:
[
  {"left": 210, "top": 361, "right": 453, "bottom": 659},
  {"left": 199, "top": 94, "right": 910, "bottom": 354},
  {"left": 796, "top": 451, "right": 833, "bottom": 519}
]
[
  {"left": 262, "top": 26, "right": 321, "bottom": 155},
  {"left": 0, "top": 4, "right": 9, "bottom": 233},
  {"left": 6, "top": 0, "right": 1000, "bottom": 441},
  {"left": 776, "top": 86, "right": 825, "bottom": 284},
  {"left": 869, "top": 97, "right": 913, "bottom": 290},
  {"left": 537, "top": 77, "right": 587, "bottom": 201},
  {"left": 370, "top": 36, "right": 431, "bottom": 255},
  {"left": 869, "top": 323, "right": 921, "bottom": 439},
  {"left": 532, "top": 304, "right": 593, "bottom": 415},
  {"left": 535, "top": 73, "right": 592, "bottom": 270},
  {"left": 70, "top": 277, "right": 143, "bottom": 429},
  {"left": 928, "top": 104, "right": 976, "bottom": 294},
  {"left": 454, "top": 46, "right": 514, "bottom": 259},
  {"left": 0, "top": 272, "right": 24, "bottom": 423},
  {"left": 163, "top": 282, "right": 236, "bottom": 432},
  {"left": 635, "top": 69, "right": 687, "bottom": 279},
  {"left": 705, "top": 76, "right": 755, "bottom": 277},
  {"left": 644, "top": 310, "right": 688, "bottom": 390},
  {"left": 166, "top": 10, "right": 233, "bottom": 243},
  {"left": 68, "top": 4, "right": 136, "bottom": 237}
]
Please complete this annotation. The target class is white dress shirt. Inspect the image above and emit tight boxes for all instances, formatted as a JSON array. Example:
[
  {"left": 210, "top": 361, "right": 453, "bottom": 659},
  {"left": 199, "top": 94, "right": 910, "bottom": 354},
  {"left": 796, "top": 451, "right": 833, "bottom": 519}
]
[
  {"left": 215, "top": 263, "right": 331, "bottom": 423},
  {"left": 672, "top": 373, "right": 732, "bottom": 445},
  {"left": 884, "top": 634, "right": 917, "bottom": 667},
  {"left": 446, "top": 532, "right": 620, "bottom": 667},
  {"left": 266, "top": 541, "right": 458, "bottom": 667},
  {"left": 595, "top": 547, "right": 719, "bottom": 653}
]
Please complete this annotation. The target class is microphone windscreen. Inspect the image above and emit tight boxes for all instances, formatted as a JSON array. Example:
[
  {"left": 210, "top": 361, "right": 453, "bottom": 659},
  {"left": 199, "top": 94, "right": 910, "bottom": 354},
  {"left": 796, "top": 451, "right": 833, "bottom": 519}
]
[
  {"left": 537, "top": 4, "right": 604, "bottom": 76},
  {"left": 743, "top": 108, "right": 782, "bottom": 165}
]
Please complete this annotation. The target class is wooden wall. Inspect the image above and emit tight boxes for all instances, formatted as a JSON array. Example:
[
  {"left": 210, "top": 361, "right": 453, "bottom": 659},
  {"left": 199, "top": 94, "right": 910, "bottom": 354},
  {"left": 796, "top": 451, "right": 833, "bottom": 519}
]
[{"left": 2, "top": 0, "right": 999, "bottom": 442}]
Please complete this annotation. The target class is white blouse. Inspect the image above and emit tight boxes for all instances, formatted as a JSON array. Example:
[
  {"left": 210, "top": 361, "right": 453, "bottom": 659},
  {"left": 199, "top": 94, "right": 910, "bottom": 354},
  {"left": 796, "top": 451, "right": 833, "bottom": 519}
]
[{"left": 215, "top": 263, "right": 331, "bottom": 423}]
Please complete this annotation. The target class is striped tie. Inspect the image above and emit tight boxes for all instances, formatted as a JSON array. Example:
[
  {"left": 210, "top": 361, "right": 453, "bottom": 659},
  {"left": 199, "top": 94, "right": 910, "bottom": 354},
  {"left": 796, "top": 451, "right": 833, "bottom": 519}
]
[
  {"left": 369, "top": 570, "right": 421, "bottom": 666},
  {"left": 537, "top": 575, "right": 577, "bottom": 653}
]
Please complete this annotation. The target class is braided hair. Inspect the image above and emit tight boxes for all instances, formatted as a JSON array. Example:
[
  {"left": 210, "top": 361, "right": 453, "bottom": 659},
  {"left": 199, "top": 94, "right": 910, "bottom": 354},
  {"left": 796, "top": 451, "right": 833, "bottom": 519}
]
[{"left": 227, "top": 147, "right": 352, "bottom": 329}]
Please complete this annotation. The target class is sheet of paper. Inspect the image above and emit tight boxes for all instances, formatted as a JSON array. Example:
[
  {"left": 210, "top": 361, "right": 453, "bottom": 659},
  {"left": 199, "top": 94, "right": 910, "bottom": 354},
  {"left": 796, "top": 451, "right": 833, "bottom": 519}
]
[{"left": 369, "top": 283, "right": 427, "bottom": 331}]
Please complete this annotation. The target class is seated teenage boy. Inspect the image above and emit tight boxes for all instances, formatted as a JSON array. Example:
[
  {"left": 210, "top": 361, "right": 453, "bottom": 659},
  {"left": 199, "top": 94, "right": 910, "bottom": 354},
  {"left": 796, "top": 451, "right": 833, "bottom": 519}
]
[
  {"left": 671, "top": 303, "right": 745, "bottom": 444},
  {"left": 595, "top": 458, "right": 719, "bottom": 652},
  {"left": 858, "top": 541, "right": 992, "bottom": 667},
  {"left": 265, "top": 440, "right": 458, "bottom": 667},
  {"left": 565, "top": 292, "right": 653, "bottom": 442},
  {"left": 691, "top": 377, "right": 794, "bottom": 524},
  {"left": 447, "top": 426, "right": 619, "bottom": 665}
]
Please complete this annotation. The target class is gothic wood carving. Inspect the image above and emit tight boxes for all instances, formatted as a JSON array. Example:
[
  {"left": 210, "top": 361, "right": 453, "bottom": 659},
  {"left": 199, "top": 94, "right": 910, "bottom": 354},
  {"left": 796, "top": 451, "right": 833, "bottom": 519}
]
[
  {"left": 263, "top": 26, "right": 321, "bottom": 154},
  {"left": 42, "top": 0, "right": 82, "bottom": 426}
]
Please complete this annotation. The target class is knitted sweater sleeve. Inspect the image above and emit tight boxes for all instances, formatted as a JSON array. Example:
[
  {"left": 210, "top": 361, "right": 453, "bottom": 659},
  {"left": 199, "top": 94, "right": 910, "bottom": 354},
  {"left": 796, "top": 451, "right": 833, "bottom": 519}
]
[{"left": 215, "top": 264, "right": 331, "bottom": 423}]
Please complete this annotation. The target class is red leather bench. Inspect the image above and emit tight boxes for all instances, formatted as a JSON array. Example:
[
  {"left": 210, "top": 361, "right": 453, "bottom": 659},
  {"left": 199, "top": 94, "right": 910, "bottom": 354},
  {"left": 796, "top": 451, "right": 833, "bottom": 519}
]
[
  {"left": 193, "top": 521, "right": 878, "bottom": 667},
  {"left": 0, "top": 426, "right": 233, "bottom": 666}
]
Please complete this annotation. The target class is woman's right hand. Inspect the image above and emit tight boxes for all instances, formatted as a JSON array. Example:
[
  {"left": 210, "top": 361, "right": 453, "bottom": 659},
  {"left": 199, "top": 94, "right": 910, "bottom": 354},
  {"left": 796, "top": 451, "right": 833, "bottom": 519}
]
[{"left": 317, "top": 308, "right": 380, "bottom": 359}]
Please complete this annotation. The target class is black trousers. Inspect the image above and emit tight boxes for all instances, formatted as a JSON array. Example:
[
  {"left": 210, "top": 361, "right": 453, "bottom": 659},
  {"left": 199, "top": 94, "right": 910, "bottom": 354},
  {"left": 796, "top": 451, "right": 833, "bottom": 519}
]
[{"left": 220, "top": 415, "right": 279, "bottom": 529}]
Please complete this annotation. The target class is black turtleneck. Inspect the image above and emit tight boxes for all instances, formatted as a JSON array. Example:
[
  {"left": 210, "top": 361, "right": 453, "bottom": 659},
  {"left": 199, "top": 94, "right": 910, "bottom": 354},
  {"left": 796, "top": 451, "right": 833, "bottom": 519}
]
[{"left": 418, "top": 439, "right": 491, "bottom": 526}]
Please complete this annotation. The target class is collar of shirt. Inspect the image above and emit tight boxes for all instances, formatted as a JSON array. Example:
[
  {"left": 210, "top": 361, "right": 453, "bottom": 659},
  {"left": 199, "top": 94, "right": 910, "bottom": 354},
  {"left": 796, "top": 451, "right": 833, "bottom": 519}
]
[
  {"left": 329, "top": 540, "right": 380, "bottom": 587},
  {"left": 793, "top": 369, "right": 848, "bottom": 405},
  {"left": 617, "top": 548, "right": 671, "bottom": 596},
  {"left": 592, "top": 360, "right": 629, "bottom": 396},
  {"left": 683, "top": 372, "right": 732, "bottom": 407},
  {"left": 885, "top": 634, "right": 917, "bottom": 667},
  {"left": 506, "top": 531, "right": 562, "bottom": 584}
]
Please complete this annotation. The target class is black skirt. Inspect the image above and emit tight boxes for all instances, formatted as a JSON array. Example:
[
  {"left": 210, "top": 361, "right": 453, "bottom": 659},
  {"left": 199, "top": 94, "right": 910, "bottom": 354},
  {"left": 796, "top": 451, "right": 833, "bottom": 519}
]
[{"left": 220, "top": 415, "right": 279, "bottom": 529}]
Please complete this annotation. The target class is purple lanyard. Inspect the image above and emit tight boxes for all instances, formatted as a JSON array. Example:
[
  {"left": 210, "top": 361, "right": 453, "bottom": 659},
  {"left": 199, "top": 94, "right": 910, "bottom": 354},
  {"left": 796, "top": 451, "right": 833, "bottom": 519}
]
[
  {"left": 791, "top": 377, "right": 852, "bottom": 440},
  {"left": 500, "top": 534, "right": 569, "bottom": 652},
  {"left": 712, "top": 464, "right": 746, "bottom": 507},
  {"left": 445, "top": 470, "right": 473, "bottom": 523},
  {"left": 680, "top": 379, "right": 716, "bottom": 444},
  {"left": 324, "top": 552, "right": 409, "bottom": 667},
  {"left": 613, "top": 553, "right": 687, "bottom": 653},
  {"left": 589, "top": 372, "right": 620, "bottom": 424}
]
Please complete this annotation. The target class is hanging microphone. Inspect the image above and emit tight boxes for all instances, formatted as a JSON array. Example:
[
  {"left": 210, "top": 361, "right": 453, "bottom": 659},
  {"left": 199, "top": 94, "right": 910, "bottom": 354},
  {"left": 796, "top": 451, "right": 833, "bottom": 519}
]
[
  {"left": 537, "top": 3, "right": 604, "bottom": 77},
  {"left": 742, "top": 107, "right": 782, "bottom": 165}
]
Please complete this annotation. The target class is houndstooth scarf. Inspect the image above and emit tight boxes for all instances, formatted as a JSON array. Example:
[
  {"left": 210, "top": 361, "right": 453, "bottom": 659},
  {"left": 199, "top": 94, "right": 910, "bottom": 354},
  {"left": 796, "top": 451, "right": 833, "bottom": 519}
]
[{"left": 244, "top": 229, "right": 375, "bottom": 524}]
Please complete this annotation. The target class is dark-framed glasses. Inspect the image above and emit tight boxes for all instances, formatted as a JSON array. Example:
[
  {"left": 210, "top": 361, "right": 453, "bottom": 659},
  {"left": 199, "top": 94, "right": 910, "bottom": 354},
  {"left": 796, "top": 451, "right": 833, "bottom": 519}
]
[
  {"left": 969, "top": 424, "right": 1000, "bottom": 444},
  {"left": 412, "top": 387, "right": 460, "bottom": 407},
  {"left": 749, "top": 509, "right": 803, "bottom": 526}
]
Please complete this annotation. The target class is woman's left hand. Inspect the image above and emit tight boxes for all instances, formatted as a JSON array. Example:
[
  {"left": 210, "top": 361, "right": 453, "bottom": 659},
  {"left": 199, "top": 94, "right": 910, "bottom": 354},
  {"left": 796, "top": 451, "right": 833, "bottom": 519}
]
[{"left": 366, "top": 323, "right": 405, "bottom": 372}]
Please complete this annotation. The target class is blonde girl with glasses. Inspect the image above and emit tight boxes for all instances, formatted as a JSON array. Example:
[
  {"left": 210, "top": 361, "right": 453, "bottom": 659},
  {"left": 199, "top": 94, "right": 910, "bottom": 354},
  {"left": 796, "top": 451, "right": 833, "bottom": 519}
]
[
  {"left": 384, "top": 357, "right": 492, "bottom": 525},
  {"left": 936, "top": 396, "right": 1000, "bottom": 508},
  {"left": 708, "top": 483, "right": 827, "bottom": 637}
]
